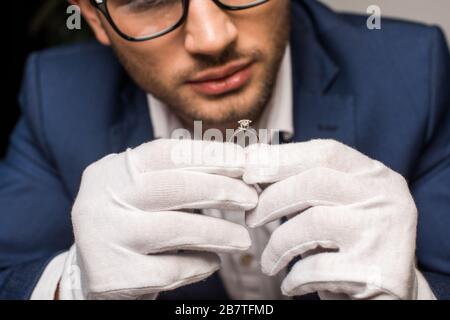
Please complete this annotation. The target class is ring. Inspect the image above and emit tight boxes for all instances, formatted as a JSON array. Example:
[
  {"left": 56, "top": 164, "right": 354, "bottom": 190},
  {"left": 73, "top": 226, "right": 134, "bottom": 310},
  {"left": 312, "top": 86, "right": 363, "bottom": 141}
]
[
  {"left": 228, "top": 119, "right": 259, "bottom": 147},
  {"left": 229, "top": 120, "right": 263, "bottom": 194}
]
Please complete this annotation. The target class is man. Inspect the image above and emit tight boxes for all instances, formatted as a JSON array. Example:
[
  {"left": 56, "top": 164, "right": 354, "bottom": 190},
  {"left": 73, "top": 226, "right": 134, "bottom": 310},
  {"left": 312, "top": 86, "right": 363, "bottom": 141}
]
[{"left": 0, "top": 0, "right": 449, "bottom": 300}]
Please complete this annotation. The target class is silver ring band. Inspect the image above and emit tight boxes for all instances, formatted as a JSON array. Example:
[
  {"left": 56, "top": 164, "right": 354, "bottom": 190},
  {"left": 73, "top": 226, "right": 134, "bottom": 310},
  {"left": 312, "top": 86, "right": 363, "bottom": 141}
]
[{"left": 228, "top": 119, "right": 259, "bottom": 144}]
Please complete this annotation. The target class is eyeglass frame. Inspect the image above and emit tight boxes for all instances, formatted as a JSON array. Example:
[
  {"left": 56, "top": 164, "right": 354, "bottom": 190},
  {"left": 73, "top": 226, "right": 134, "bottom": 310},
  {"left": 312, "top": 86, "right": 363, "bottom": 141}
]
[{"left": 89, "top": 0, "right": 270, "bottom": 42}]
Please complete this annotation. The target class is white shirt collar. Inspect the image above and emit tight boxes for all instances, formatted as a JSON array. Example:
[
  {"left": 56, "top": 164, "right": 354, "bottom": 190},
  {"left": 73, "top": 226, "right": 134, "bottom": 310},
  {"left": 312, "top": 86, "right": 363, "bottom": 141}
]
[{"left": 147, "top": 44, "right": 294, "bottom": 140}]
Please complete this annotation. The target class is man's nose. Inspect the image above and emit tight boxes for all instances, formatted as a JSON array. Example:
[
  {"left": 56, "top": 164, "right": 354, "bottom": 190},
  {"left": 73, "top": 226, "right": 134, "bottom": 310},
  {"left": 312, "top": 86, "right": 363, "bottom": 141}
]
[{"left": 184, "top": 0, "right": 238, "bottom": 56}]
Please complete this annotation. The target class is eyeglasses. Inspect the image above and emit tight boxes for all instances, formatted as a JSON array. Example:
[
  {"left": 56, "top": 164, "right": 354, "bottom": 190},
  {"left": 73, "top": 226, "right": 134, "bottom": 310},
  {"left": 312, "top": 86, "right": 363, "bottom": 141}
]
[{"left": 90, "top": 0, "right": 270, "bottom": 42}]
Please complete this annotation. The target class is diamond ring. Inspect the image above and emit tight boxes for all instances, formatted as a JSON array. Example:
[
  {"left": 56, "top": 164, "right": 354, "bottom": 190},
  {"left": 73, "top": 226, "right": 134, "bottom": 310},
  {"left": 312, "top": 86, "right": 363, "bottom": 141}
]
[{"left": 228, "top": 119, "right": 259, "bottom": 147}]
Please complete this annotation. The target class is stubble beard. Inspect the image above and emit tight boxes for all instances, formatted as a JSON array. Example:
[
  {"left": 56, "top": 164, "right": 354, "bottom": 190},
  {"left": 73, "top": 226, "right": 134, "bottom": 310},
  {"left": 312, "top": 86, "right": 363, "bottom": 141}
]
[{"left": 113, "top": 10, "right": 290, "bottom": 130}]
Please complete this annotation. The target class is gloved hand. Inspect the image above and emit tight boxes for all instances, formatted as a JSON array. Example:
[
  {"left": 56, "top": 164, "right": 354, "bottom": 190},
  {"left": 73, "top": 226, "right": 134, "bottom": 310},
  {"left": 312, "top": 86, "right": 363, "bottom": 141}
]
[
  {"left": 68, "top": 139, "right": 257, "bottom": 300},
  {"left": 244, "top": 139, "right": 436, "bottom": 300}
]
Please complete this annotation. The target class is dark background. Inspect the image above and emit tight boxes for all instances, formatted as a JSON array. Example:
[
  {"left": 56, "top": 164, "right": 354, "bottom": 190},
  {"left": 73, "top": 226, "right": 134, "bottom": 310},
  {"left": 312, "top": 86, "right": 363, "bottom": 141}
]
[{"left": 3, "top": 1, "right": 91, "bottom": 157}]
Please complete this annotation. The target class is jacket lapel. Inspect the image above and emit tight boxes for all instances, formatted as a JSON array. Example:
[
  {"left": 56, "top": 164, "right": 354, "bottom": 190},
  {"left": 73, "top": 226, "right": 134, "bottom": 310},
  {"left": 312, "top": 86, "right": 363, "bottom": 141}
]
[
  {"left": 290, "top": 1, "right": 356, "bottom": 148},
  {"left": 109, "top": 78, "right": 154, "bottom": 153}
]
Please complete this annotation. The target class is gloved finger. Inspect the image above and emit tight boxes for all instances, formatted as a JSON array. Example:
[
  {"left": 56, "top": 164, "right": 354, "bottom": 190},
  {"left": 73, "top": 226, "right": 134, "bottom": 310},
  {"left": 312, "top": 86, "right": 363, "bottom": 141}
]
[
  {"left": 125, "top": 170, "right": 258, "bottom": 212},
  {"left": 281, "top": 253, "right": 346, "bottom": 297},
  {"left": 244, "top": 139, "right": 382, "bottom": 184},
  {"left": 281, "top": 253, "right": 391, "bottom": 299},
  {"left": 116, "top": 210, "right": 252, "bottom": 254},
  {"left": 260, "top": 206, "right": 343, "bottom": 276},
  {"left": 130, "top": 139, "right": 246, "bottom": 178},
  {"left": 246, "top": 167, "right": 370, "bottom": 227},
  {"left": 87, "top": 251, "right": 221, "bottom": 300}
]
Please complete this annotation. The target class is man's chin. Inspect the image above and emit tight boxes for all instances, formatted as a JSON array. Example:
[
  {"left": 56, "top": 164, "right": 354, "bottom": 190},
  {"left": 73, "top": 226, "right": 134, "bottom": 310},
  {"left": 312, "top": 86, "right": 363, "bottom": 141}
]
[
  {"left": 155, "top": 73, "right": 273, "bottom": 129},
  {"left": 181, "top": 97, "right": 266, "bottom": 128}
]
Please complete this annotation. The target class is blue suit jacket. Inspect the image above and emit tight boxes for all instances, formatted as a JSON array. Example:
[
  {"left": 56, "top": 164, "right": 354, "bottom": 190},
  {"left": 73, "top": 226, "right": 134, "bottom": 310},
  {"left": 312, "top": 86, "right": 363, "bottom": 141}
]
[{"left": 1, "top": 0, "right": 449, "bottom": 299}]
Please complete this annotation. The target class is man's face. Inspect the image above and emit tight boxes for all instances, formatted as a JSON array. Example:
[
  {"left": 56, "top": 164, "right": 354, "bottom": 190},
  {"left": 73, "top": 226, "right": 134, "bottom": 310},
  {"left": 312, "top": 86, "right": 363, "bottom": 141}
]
[{"left": 92, "top": 0, "right": 290, "bottom": 129}]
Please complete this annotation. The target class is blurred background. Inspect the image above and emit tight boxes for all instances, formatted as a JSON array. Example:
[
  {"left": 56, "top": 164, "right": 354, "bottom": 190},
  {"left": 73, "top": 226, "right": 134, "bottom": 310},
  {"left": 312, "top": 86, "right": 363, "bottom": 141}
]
[
  {"left": 4, "top": 1, "right": 92, "bottom": 157},
  {"left": 3, "top": 0, "right": 450, "bottom": 156},
  {"left": 321, "top": 0, "right": 450, "bottom": 43}
]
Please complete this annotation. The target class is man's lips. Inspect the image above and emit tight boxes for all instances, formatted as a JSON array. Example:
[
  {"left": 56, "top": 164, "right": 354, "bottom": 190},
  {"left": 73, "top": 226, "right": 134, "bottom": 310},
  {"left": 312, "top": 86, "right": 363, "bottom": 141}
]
[{"left": 186, "top": 59, "right": 254, "bottom": 96}]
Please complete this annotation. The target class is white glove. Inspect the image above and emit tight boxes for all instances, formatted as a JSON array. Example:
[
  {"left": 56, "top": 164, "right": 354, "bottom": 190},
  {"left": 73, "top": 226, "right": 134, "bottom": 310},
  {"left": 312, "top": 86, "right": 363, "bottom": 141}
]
[
  {"left": 70, "top": 139, "right": 257, "bottom": 300},
  {"left": 244, "top": 139, "right": 436, "bottom": 300}
]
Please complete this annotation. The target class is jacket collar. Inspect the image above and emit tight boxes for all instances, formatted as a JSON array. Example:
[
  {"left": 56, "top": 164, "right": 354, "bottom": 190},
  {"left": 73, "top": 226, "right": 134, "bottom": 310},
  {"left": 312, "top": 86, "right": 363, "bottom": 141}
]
[
  {"left": 110, "top": 77, "right": 153, "bottom": 153},
  {"left": 290, "top": 0, "right": 340, "bottom": 94},
  {"left": 289, "top": 0, "right": 356, "bottom": 147}
]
